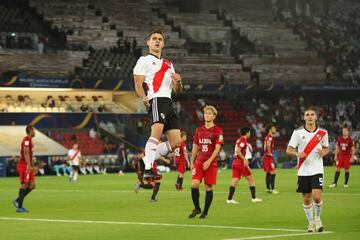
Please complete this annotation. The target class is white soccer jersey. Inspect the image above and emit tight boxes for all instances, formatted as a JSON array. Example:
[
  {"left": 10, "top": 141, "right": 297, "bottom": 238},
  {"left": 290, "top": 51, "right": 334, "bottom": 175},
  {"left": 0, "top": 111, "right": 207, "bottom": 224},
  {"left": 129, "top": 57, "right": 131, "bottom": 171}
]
[
  {"left": 68, "top": 149, "right": 81, "bottom": 166},
  {"left": 288, "top": 127, "right": 329, "bottom": 176},
  {"left": 133, "top": 54, "right": 175, "bottom": 100},
  {"left": 245, "top": 143, "right": 253, "bottom": 160}
]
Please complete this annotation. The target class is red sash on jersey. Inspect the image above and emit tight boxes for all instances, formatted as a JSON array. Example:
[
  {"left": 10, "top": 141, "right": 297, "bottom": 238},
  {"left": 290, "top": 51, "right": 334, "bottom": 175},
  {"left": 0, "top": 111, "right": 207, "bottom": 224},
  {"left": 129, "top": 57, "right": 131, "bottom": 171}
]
[
  {"left": 153, "top": 60, "right": 170, "bottom": 93},
  {"left": 71, "top": 150, "right": 80, "bottom": 162},
  {"left": 298, "top": 129, "right": 326, "bottom": 170}
]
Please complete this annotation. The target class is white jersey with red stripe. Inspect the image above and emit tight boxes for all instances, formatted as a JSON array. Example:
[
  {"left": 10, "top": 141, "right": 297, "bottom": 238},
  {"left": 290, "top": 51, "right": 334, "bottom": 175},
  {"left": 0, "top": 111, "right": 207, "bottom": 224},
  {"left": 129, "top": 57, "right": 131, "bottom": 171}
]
[
  {"left": 68, "top": 149, "right": 81, "bottom": 166},
  {"left": 288, "top": 127, "right": 329, "bottom": 176},
  {"left": 133, "top": 54, "right": 175, "bottom": 100}
]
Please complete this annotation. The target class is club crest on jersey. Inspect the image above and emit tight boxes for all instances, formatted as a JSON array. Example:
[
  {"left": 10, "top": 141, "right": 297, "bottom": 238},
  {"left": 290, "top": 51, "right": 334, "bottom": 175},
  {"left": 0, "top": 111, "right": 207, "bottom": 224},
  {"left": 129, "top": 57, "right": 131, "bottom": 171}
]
[
  {"left": 163, "top": 59, "right": 171, "bottom": 67},
  {"left": 316, "top": 134, "right": 321, "bottom": 140},
  {"left": 152, "top": 62, "right": 156, "bottom": 65}
]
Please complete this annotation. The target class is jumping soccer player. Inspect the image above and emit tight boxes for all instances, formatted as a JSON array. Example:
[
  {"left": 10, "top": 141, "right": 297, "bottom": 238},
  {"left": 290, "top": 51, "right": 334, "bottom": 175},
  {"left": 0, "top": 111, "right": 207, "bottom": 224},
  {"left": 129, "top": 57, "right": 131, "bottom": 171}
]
[
  {"left": 329, "top": 126, "right": 355, "bottom": 188},
  {"left": 226, "top": 127, "right": 263, "bottom": 204},
  {"left": 174, "top": 131, "right": 190, "bottom": 191},
  {"left": 133, "top": 30, "right": 182, "bottom": 180},
  {"left": 263, "top": 124, "right": 279, "bottom": 194},
  {"left": 188, "top": 105, "right": 224, "bottom": 219},
  {"left": 12, "top": 125, "right": 36, "bottom": 212},
  {"left": 286, "top": 106, "right": 329, "bottom": 232}
]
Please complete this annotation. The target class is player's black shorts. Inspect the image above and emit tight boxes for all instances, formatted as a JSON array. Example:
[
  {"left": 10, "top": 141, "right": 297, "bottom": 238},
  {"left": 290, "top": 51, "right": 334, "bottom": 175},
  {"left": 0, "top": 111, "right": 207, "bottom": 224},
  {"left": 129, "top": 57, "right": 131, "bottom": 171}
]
[
  {"left": 72, "top": 165, "right": 79, "bottom": 171},
  {"left": 148, "top": 97, "right": 180, "bottom": 132},
  {"left": 296, "top": 173, "right": 323, "bottom": 193}
]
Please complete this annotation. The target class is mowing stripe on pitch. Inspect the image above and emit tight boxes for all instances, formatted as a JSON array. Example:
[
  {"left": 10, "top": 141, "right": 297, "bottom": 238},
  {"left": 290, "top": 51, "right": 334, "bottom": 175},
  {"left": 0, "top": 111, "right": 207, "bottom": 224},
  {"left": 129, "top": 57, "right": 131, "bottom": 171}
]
[
  {"left": 224, "top": 232, "right": 333, "bottom": 240},
  {"left": 0, "top": 217, "right": 334, "bottom": 233}
]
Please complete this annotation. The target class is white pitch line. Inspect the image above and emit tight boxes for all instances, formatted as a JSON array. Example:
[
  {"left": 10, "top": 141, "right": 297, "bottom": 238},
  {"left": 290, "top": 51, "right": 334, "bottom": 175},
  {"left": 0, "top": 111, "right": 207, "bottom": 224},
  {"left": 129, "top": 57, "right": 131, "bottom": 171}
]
[
  {"left": 0, "top": 188, "right": 359, "bottom": 196},
  {"left": 0, "top": 217, "right": 326, "bottom": 233},
  {"left": 224, "top": 232, "right": 333, "bottom": 240}
]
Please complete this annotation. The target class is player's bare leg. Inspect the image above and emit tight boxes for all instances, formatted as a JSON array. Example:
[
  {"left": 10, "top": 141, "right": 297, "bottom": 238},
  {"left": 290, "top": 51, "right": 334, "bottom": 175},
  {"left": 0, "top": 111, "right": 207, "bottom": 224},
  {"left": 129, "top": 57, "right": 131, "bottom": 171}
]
[
  {"left": 329, "top": 167, "right": 341, "bottom": 188},
  {"left": 246, "top": 175, "right": 262, "bottom": 202},
  {"left": 189, "top": 179, "right": 202, "bottom": 218},
  {"left": 303, "top": 193, "right": 315, "bottom": 232},
  {"left": 227, "top": 178, "right": 239, "bottom": 204},
  {"left": 143, "top": 123, "right": 164, "bottom": 179},
  {"left": 344, "top": 169, "right": 350, "bottom": 187}
]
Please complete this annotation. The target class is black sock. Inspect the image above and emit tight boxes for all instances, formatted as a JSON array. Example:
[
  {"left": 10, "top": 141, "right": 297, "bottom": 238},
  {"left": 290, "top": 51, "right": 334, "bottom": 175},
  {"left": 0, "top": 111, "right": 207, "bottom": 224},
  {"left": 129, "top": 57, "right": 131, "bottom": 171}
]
[
  {"left": 345, "top": 172, "right": 350, "bottom": 185},
  {"left": 16, "top": 188, "right": 27, "bottom": 208},
  {"left": 266, "top": 173, "right": 271, "bottom": 190},
  {"left": 24, "top": 186, "right": 34, "bottom": 198},
  {"left": 203, "top": 190, "right": 213, "bottom": 215},
  {"left": 176, "top": 175, "right": 180, "bottom": 185},
  {"left": 270, "top": 174, "right": 276, "bottom": 190},
  {"left": 151, "top": 182, "right": 160, "bottom": 200},
  {"left": 228, "top": 186, "right": 235, "bottom": 200},
  {"left": 334, "top": 171, "right": 340, "bottom": 184},
  {"left": 250, "top": 186, "right": 256, "bottom": 199},
  {"left": 141, "top": 184, "right": 153, "bottom": 189},
  {"left": 191, "top": 188, "right": 200, "bottom": 210},
  {"left": 179, "top": 177, "right": 183, "bottom": 189}
]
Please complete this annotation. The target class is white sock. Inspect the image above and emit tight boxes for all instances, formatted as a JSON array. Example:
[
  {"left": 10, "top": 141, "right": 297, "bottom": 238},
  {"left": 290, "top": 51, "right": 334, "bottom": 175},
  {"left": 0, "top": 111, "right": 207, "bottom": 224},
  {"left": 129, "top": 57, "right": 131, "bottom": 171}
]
[
  {"left": 144, "top": 137, "right": 159, "bottom": 170},
  {"left": 73, "top": 171, "right": 78, "bottom": 181},
  {"left": 303, "top": 203, "right": 314, "bottom": 225},
  {"left": 155, "top": 141, "right": 172, "bottom": 159},
  {"left": 314, "top": 201, "right": 323, "bottom": 221}
]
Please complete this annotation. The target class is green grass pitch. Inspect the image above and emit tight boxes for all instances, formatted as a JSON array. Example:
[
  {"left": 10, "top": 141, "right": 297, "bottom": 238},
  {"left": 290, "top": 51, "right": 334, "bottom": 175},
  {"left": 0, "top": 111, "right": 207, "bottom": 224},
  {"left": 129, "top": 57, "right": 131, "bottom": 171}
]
[{"left": 0, "top": 166, "right": 359, "bottom": 240}]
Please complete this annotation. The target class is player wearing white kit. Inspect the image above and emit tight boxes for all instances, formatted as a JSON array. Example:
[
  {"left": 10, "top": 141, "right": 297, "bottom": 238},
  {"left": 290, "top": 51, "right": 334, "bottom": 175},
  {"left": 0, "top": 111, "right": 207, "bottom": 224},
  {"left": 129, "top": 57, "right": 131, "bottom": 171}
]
[
  {"left": 286, "top": 106, "right": 329, "bottom": 233},
  {"left": 68, "top": 143, "right": 82, "bottom": 182},
  {"left": 133, "top": 30, "right": 182, "bottom": 179}
]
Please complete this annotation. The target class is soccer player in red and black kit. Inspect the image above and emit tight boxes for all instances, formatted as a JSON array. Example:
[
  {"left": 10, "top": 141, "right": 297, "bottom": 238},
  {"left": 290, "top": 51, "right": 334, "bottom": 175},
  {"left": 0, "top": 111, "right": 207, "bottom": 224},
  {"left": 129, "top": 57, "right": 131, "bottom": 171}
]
[
  {"left": 188, "top": 105, "right": 224, "bottom": 219},
  {"left": 12, "top": 125, "right": 36, "bottom": 212},
  {"left": 329, "top": 127, "right": 356, "bottom": 188},
  {"left": 263, "top": 125, "right": 279, "bottom": 194},
  {"left": 227, "top": 127, "right": 262, "bottom": 204},
  {"left": 174, "top": 131, "right": 190, "bottom": 191}
]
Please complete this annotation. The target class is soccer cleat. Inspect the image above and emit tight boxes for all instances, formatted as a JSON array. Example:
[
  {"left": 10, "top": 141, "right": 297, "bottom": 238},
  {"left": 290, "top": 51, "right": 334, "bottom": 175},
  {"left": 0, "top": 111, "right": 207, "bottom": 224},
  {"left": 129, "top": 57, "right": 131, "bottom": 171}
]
[
  {"left": 266, "top": 189, "right": 272, "bottom": 193},
  {"left": 188, "top": 209, "right": 202, "bottom": 218},
  {"left": 271, "top": 190, "right": 279, "bottom": 195},
  {"left": 315, "top": 220, "right": 323, "bottom": 232},
  {"left": 134, "top": 183, "right": 141, "bottom": 193},
  {"left": 12, "top": 200, "right": 19, "bottom": 208},
  {"left": 329, "top": 183, "right": 337, "bottom": 188},
  {"left": 150, "top": 198, "right": 157, "bottom": 203},
  {"left": 307, "top": 223, "right": 316, "bottom": 232},
  {"left": 16, "top": 207, "right": 29, "bottom": 213},
  {"left": 144, "top": 169, "right": 155, "bottom": 180},
  {"left": 226, "top": 199, "right": 239, "bottom": 204},
  {"left": 199, "top": 212, "right": 207, "bottom": 219},
  {"left": 251, "top": 197, "right": 263, "bottom": 203},
  {"left": 344, "top": 184, "right": 349, "bottom": 188}
]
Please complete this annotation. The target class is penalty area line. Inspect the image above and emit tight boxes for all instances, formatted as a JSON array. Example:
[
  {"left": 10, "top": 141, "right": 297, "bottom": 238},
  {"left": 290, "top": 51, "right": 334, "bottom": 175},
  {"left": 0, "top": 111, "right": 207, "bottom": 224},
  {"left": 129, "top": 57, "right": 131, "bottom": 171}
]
[
  {"left": 0, "top": 217, "right": 330, "bottom": 233},
  {"left": 224, "top": 231, "right": 333, "bottom": 240}
]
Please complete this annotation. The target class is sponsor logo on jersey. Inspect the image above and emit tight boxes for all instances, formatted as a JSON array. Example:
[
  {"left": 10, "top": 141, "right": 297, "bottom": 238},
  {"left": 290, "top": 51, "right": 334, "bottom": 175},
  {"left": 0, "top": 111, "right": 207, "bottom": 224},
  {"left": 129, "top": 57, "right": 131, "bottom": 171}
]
[{"left": 199, "top": 139, "right": 212, "bottom": 144}]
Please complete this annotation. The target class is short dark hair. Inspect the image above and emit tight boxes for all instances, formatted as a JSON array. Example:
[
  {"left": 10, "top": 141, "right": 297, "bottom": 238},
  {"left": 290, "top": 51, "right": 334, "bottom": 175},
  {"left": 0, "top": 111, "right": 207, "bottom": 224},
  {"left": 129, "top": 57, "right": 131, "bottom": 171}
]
[
  {"left": 267, "top": 124, "right": 275, "bottom": 133},
  {"left": 26, "top": 125, "right": 33, "bottom": 134},
  {"left": 240, "top": 127, "right": 251, "bottom": 136},
  {"left": 148, "top": 29, "right": 164, "bottom": 39},
  {"left": 304, "top": 106, "right": 317, "bottom": 114},
  {"left": 180, "top": 130, "right": 187, "bottom": 137}
]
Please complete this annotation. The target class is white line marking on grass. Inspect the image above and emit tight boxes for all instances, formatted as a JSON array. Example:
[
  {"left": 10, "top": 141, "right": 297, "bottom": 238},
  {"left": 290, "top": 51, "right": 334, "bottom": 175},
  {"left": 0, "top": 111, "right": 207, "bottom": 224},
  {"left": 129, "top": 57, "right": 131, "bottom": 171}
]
[
  {"left": 0, "top": 189, "right": 359, "bottom": 196},
  {"left": 224, "top": 232, "right": 333, "bottom": 240},
  {"left": 0, "top": 217, "right": 333, "bottom": 233}
]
